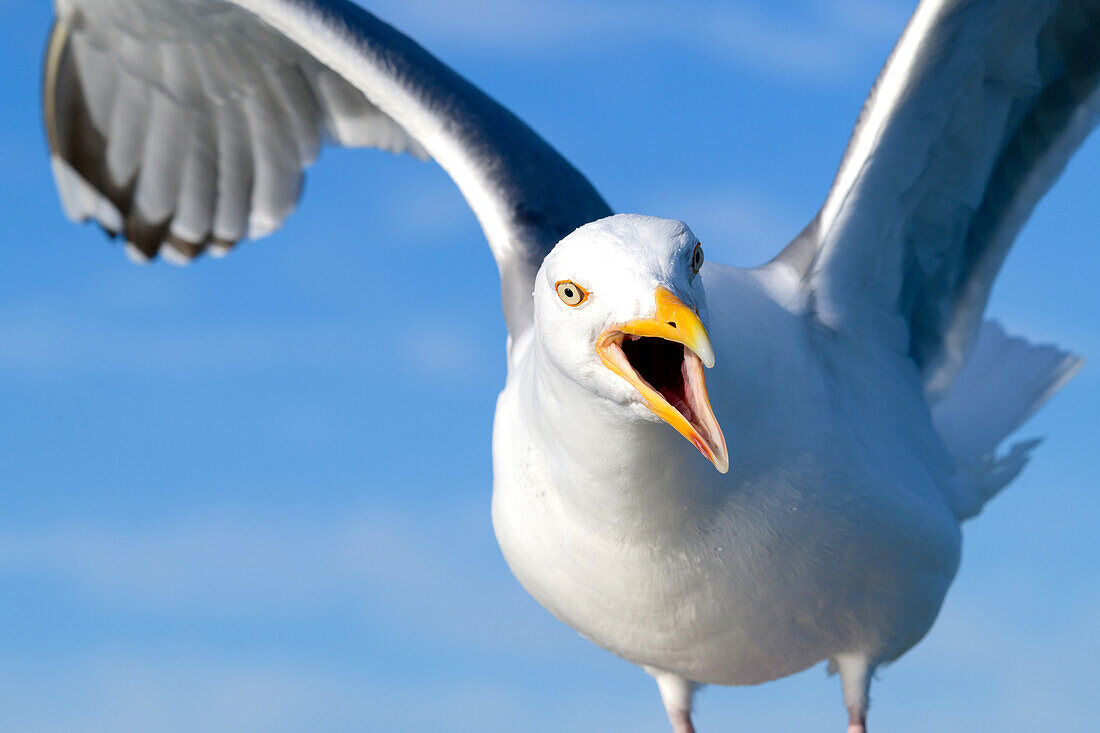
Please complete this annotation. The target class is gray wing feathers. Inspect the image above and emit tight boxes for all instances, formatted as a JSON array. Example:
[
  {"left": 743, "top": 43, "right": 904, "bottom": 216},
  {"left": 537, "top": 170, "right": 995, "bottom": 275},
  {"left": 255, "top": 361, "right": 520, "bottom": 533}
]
[
  {"left": 307, "top": 65, "right": 427, "bottom": 154},
  {"left": 778, "top": 0, "right": 1100, "bottom": 398},
  {"left": 46, "top": 0, "right": 427, "bottom": 261},
  {"left": 240, "top": 0, "right": 611, "bottom": 334}
]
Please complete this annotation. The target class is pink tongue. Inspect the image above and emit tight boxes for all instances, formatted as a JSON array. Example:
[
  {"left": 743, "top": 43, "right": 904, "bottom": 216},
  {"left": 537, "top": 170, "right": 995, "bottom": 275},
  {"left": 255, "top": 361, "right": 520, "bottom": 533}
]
[
  {"left": 661, "top": 388, "right": 692, "bottom": 421},
  {"left": 681, "top": 348, "right": 705, "bottom": 424}
]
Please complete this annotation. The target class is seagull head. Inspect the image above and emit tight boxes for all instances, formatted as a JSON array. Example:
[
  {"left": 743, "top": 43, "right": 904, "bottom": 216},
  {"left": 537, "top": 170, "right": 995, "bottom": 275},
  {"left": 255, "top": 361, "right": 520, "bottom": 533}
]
[{"left": 534, "top": 214, "right": 728, "bottom": 473}]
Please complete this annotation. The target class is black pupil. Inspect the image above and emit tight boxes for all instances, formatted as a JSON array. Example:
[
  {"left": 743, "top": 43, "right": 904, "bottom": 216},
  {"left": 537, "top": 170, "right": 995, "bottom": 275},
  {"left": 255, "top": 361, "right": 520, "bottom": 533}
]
[{"left": 564, "top": 288, "right": 574, "bottom": 298}]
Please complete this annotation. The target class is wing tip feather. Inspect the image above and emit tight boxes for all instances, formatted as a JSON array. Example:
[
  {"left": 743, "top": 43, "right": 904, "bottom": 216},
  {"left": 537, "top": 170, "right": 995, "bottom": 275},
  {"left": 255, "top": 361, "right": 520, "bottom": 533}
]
[
  {"left": 208, "top": 238, "right": 237, "bottom": 258},
  {"left": 124, "top": 241, "right": 152, "bottom": 264}
]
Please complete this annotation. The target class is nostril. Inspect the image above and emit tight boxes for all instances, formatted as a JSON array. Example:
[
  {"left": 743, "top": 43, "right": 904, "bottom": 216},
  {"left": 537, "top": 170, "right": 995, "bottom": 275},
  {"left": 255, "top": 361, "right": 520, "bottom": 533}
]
[{"left": 667, "top": 321, "right": 676, "bottom": 328}]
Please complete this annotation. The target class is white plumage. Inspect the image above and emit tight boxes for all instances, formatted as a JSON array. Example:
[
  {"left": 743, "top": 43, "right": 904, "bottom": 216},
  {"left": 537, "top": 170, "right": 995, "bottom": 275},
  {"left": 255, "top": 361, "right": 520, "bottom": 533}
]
[
  {"left": 492, "top": 214, "right": 1080, "bottom": 732},
  {"left": 42, "top": 0, "right": 1097, "bottom": 730}
]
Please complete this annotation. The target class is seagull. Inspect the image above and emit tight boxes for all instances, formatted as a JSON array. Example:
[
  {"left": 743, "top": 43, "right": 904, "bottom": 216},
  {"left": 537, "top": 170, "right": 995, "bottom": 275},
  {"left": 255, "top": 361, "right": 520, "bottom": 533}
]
[{"left": 43, "top": 0, "right": 1097, "bottom": 730}]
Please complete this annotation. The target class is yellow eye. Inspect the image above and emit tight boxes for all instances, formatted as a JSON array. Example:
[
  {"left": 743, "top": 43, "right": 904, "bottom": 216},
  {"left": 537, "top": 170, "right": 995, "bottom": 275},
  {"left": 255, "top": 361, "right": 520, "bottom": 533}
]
[
  {"left": 691, "top": 243, "right": 704, "bottom": 273},
  {"left": 555, "top": 279, "right": 588, "bottom": 306}
]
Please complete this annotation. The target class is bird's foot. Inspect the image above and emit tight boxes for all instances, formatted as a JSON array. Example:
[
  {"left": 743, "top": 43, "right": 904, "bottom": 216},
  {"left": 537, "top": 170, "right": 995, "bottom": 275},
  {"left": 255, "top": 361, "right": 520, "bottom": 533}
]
[{"left": 846, "top": 711, "right": 866, "bottom": 733}]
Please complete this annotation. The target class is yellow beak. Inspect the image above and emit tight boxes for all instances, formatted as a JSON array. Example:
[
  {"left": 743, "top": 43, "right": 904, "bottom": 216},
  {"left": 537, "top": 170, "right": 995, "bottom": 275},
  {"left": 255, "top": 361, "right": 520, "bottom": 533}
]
[{"left": 596, "top": 288, "right": 729, "bottom": 473}]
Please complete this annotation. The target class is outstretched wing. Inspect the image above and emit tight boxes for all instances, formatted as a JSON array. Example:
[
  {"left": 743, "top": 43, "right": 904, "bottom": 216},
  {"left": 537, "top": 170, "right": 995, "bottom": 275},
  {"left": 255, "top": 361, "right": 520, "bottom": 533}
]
[
  {"left": 43, "top": 0, "right": 612, "bottom": 337},
  {"left": 775, "top": 0, "right": 1100, "bottom": 398}
]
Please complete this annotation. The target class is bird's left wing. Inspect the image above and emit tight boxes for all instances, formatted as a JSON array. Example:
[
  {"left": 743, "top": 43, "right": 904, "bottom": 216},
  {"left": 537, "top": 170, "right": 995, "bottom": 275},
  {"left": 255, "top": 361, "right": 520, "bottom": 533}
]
[
  {"left": 774, "top": 0, "right": 1100, "bottom": 398},
  {"left": 44, "top": 0, "right": 611, "bottom": 337}
]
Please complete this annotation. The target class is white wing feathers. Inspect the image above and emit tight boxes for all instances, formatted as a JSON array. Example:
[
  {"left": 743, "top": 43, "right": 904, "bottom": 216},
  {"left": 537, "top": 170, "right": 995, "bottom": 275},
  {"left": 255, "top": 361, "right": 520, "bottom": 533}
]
[
  {"left": 778, "top": 0, "right": 1100, "bottom": 398},
  {"left": 45, "top": 0, "right": 610, "bottom": 335}
]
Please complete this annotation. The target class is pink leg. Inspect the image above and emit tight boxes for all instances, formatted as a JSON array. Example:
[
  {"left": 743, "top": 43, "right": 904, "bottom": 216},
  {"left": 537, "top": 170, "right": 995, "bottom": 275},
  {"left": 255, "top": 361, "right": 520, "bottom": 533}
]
[
  {"left": 669, "top": 708, "right": 697, "bottom": 733},
  {"left": 835, "top": 653, "right": 874, "bottom": 733},
  {"left": 649, "top": 669, "right": 699, "bottom": 733}
]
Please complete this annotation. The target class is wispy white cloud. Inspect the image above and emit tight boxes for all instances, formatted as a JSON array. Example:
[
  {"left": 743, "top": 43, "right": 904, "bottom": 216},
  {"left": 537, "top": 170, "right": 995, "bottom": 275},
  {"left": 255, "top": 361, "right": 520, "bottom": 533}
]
[
  {"left": 373, "top": 170, "right": 475, "bottom": 247},
  {"left": 870, "top": 592, "right": 1100, "bottom": 731},
  {"left": 399, "top": 321, "right": 486, "bottom": 380},
  {"left": 0, "top": 306, "right": 352, "bottom": 376},
  {"left": 0, "top": 302, "right": 493, "bottom": 381},
  {"left": 826, "top": 0, "right": 914, "bottom": 40},
  {"left": 0, "top": 651, "right": 587, "bottom": 733},
  {"left": 642, "top": 185, "right": 803, "bottom": 267},
  {"left": 0, "top": 501, "right": 559, "bottom": 657},
  {"left": 371, "top": 0, "right": 913, "bottom": 81},
  {"left": 3, "top": 501, "right": 1094, "bottom": 733},
  {"left": 0, "top": 501, "right": 657, "bottom": 733}
]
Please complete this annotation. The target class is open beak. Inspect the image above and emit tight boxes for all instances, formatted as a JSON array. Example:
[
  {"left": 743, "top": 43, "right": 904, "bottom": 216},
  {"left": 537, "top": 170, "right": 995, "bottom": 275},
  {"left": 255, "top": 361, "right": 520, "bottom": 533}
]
[{"left": 596, "top": 287, "right": 729, "bottom": 473}]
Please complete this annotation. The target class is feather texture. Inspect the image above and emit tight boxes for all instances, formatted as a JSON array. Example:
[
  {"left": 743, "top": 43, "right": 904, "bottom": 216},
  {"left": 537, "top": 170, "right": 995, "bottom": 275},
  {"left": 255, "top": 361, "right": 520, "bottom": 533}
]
[
  {"left": 44, "top": 0, "right": 610, "bottom": 336},
  {"left": 775, "top": 0, "right": 1100, "bottom": 399}
]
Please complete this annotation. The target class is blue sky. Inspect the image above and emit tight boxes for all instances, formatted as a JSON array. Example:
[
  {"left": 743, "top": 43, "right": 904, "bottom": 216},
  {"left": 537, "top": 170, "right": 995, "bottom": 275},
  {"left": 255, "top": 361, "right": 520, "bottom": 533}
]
[{"left": 0, "top": 1, "right": 1097, "bottom": 731}]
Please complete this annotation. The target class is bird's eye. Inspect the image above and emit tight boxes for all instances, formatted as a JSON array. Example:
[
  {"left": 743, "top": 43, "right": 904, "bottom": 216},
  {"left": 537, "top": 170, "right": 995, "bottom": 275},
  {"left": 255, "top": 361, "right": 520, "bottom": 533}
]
[
  {"left": 691, "top": 243, "right": 704, "bottom": 273},
  {"left": 555, "top": 280, "right": 588, "bottom": 307}
]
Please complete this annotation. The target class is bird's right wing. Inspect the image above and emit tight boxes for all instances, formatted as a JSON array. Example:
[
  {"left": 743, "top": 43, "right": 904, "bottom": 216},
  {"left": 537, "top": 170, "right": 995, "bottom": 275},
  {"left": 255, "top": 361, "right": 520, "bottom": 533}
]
[
  {"left": 44, "top": 0, "right": 612, "bottom": 337},
  {"left": 774, "top": 0, "right": 1099, "bottom": 399}
]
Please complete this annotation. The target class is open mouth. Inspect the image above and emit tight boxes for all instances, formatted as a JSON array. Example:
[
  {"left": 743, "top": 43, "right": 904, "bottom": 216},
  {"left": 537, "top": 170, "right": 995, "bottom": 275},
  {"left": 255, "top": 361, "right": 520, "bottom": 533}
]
[
  {"left": 597, "top": 325, "right": 728, "bottom": 473},
  {"left": 622, "top": 336, "right": 705, "bottom": 429}
]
